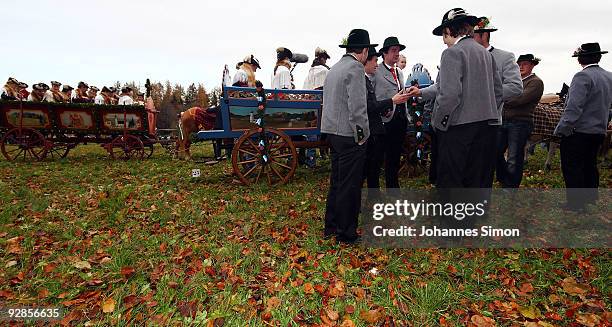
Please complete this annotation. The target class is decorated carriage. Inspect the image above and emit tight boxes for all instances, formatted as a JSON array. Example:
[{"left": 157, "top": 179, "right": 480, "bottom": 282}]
[
  {"left": 0, "top": 100, "right": 174, "bottom": 161},
  {"left": 197, "top": 86, "right": 325, "bottom": 185}
]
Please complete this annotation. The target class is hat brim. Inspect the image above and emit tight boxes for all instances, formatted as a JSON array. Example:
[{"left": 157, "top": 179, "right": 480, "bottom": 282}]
[
  {"left": 474, "top": 28, "right": 498, "bottom": 33},
  {"left": 380, "top": 44, "right": 407, "bottom": 52},
  {"left": 339, "top": 43, "right": 378, "bottom": 48},
  {"left": 433, "top": 16, "right": 479, "bottom": 36},
  {"left": 572, "top": 50, "right": 608, "bottom": 57}
]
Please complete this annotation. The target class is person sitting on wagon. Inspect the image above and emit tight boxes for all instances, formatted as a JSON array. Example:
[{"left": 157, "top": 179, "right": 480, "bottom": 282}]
[
  {"left": 61, "top": 85, "right": 74, "bottom": 102},
  {"left": 108, "top": 87, "right": 120, "bottom": 104},
  {"left": 1, "top": 77, "right": 21, "bottom": 100},
  {"left": 44, "top": 81, "right": 64, "bottom": 102},
  {"left": 135, "top": 92, "right": 145, "bottom": 105},
  {"left": 94, "top": 86, "right": 113, "bottom": 104},
  {"left": 118, "top": 86, "right": 134, "bottom": 105},
  {"left": 87, "top": 86, "right": 99, "bottom": 100},
  {"left": 17, "top": 82, "right": 30, "bottom": 100},
  {"left": 303, "top": 47, "right": 331, "bottom": 90},
  {"left": 232, "top": 55, "right": 261, "bottom": 87},
  {"left": 72, "top": 81, "right": 92, "bottom": 103},
  {"left": 272, "top": 47, "right": 294, "bottom": 89},
  {"left": 28, "top": 83, "right": 50, "bottom": 102}
]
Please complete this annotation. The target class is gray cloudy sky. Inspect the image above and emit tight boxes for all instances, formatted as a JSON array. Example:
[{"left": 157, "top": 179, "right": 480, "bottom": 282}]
[{"left": 1, "top": 0, "right": 610, "bottom": 93}]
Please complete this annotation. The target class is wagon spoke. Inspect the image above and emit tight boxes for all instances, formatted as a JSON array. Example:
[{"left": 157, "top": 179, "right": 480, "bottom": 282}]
[
  {"left": 238, "top": 148, "right": 258, "bottom": 157},
  {"left": 269, "top": 163, "right": 284, "bottom": 180},
  {"left": 242, "top": 162, "right": 261, "bottom": 179},
  {"left": 270, "top": 160, "right": 292, "bottom": 170},
  {"left": 237, "top": 158, "right": 258, "bottom": 165}
]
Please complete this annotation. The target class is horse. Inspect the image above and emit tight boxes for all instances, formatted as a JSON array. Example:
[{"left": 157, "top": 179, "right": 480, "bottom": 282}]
[{"left": 176, "top": 106, "right": 221, "bottom": 160}]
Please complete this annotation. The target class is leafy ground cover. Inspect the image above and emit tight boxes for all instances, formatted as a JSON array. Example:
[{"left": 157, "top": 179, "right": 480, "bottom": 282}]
[{"left": 0, "top": 144, "right": 610, "bottom": 326}]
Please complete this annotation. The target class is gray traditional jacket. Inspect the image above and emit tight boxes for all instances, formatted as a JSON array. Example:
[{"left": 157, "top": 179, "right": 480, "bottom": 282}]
[
  {"left": 321, "top": 54, "right": 369, "bottom": 144},
  {"left": 555, "top": 65, "right": 612, "bottom": 136},
  {"left": 430, "top": 37, "right": 503, "bottom": 131}
]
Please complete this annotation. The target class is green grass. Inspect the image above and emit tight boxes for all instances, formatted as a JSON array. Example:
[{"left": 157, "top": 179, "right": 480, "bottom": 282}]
[{"left": 0, "top": 143, "right": 610, "bottom": 326}]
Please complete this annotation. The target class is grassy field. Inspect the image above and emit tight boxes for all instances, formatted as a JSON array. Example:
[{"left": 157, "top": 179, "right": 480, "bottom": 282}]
[{"left": 0, "top": 143, "right": 610, "bottom": 326}]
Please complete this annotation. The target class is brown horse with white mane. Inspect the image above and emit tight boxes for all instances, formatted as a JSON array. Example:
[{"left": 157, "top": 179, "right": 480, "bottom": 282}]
[{"left": 177, "top": 106, "right": 219, "bottom": 160}]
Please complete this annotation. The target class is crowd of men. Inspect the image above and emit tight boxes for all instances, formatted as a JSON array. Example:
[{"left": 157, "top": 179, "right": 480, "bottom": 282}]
[
  {"left": 319, "top": 8, "right": 611, "bottom": 244},
  {"left": 1, "top": 79, "right": 144, "bottom": 106}
]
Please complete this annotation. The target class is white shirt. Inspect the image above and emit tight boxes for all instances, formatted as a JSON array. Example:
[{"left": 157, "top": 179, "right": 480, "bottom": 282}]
[
  {"left": 43, "top": 90, "right": 55, "bottom": 102},
  {"left": 303, "top": 65, "right": 329, "bottom": 90},
  {"left": 272, "top": 65, "right": 292, "bottom": 89},
  {"left": 583, "top": 64, "right": 599, "bottom": 70},
  {"left": 384, "top": 63, "right": 401, "bottom": 91},
  {"left": 118, "top": 95, "right": 134, "bottom": 105},
  {"left": 94, "top": 94, "right": 106, "bottom": 104},
  {"left": 232, "top": 70, "right": 248, "bottom": 86},
  {"left": 521, "top": 73, "right": 534, "bottom": 81}
]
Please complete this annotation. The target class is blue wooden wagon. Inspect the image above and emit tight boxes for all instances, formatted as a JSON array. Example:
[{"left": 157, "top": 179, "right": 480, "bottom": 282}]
[{"left": 197, "top": 86, "right": 325, "bottom": 185}]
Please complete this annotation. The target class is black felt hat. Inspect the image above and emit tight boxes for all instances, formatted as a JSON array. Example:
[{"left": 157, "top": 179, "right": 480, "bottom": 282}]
[
  {"left": 276, "top": 47, "right": 293, "bottom": 61},
  {"left": 517, "top": 54, "right": 541, "bottom": 65},
  {"left": 339, "top": 29, "right": 378, "bottom": 48},
  {"left": 33, "top": 83, "right": 49, "bottom": 91},
  {"left": 433, "top": 8, "right": 479, "bottom": 36},
  {"left": 367, "top": 46, "right": 381, "bottom": 59},
  {"left": 380, "top": 36, "right": 406, "bottom": 52},
  {"left": 77, "top": 81, "right": 89, "bottom": 89},
  {"left": 572, "top": 43, "right": 608, "bottom": 57}
]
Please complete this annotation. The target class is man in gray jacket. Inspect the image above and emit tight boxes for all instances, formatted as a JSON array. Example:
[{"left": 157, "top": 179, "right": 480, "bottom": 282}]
[
  {"left": 321, "top": 28, "right": 376, "bottom": 244},
  {"left": 374, "top": 36, "right": 408, "bottom": 188},
  {"left": 473, "top": 17, "right": 523, "bottom": 105},
  {"left": 554, "top": 42, "right": 612, "bottom": 210},
  {"left": 429, "top": 8, "right": 503, "bottom": 188}
]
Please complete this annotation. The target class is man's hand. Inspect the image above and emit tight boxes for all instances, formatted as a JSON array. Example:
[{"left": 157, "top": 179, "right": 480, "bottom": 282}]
[
  {"left": 405, "top": 86, "right": 421, "bottom": 97},
  {"left": 392, "top": 91, "right": 410, "bottom": 105}
]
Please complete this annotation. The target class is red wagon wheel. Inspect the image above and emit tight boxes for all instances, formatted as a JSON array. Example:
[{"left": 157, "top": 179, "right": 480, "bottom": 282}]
[
  {"left": 109, "top": 135, "right": 145, "bottom": 160},
  {"left": 231, "top": 128, "right": 297, "bottom": 186},
  {"left": 0, "top": 128, "right": 47, "bottom": 161}
]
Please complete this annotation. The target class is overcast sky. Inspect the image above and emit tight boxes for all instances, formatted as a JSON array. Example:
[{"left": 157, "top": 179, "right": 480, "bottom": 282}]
[{"left": 1, "top": 0, "right": 610, "bottom": 94}]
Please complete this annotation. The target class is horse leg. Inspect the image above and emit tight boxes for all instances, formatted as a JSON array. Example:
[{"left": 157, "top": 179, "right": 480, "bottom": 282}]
[{"left": 545, "top": 142, "right": 558, "bottom": 171}]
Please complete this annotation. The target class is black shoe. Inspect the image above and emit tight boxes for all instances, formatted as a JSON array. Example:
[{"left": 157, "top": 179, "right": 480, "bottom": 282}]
[
  {"left": 323, "top": 230, "right": 336, "bottom": 240},
  {"left": 561, "top": 203, "right": 586, "bottom": 213},
  {"left": 336, "top": 235, "right": 361, "bottom": 245}
]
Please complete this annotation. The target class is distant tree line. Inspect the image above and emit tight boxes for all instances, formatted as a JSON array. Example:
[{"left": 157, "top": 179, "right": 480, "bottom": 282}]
[{"left": 115, "top": 81, "right": 222, "bottom": 129}]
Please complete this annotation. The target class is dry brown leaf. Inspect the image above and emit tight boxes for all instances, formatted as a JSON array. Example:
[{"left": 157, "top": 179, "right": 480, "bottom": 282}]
[
  {"left": 102, "top": 298, "right": 116, "bottom": 313},
  {"left": 267, "top": 296, "right": 281, "bottom": 310},
  {"left": 120, "top": 266, "right": 135, "bottom": 278},
  {"left": 340, "top": 318, "right": 356, "bottom": 327},
  {"left": 73, "top": 260, "right": 91, "bottom": 270},
  {"left": 303, "top": 282, "right": 315, "bottom": 294},
  {"left": 576, "top": 313, "right": 601, "bottom": 327},
  {"left": 470, "top": 315, "right": 496, "bottom": 327},
  {"left": 561, "top": 277, "right": 589, "bottom": 296},
  {"left": 519, "top": 282, "right": 534, "bottom": 294},
  {"left": 359, "top": 308, "right": 384, "bottom": 323},
  {"left": 325, "top": 308, "right": 339, "bottom": 321},
  {"left": 518, "top": 305, "right": 542, "bottom": 319}
]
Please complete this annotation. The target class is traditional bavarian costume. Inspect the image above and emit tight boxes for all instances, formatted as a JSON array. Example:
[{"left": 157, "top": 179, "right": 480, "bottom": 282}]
[
  {"left": 232, "top": 55, "right": 260, "bottom": 87},
  {"left": 44, "top": 81, "right": 65, "bottom": 102},
  {"left": 72, "top": 81, "right": 93, "bottom": 103},
  {"left": 118, "top": 87, "right": 134, "bottom": 105},
  {"left": 1, "top": 77, "right": 20, "bottom": 100},
  {"left": 27, "top": 83, "right": 50, "bottom": 102},
  {"left": 303, "top": 47, "right": 331, "bottom": 90},
  {"left": 94, "top": 87, "right": 113, "bottom": 104},
  {"left": 272, "top": 47, "right": 293, "bottom": 89}
]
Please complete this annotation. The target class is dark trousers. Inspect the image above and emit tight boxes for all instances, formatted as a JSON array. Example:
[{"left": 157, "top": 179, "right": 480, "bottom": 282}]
[
  {"left": 324, "top": 134, "right": 367, "bottom": 241},
  {"left": 364, "top": 134, "right": 385, "bottom": 188},
  {"left": 436, "top": 121, "right": 497, "bottom": 188},
  {"left": 428, "top": 128, "right": 438, "bottom": 185},
  {"left": 496, "top": 120, "right": 533, "bottom": 188},
  {"left": 560, "top": 133, "right": 605, "bottom": 208},
  {"left": 383, "top": 117, "right": 407, "bottom": 188}
]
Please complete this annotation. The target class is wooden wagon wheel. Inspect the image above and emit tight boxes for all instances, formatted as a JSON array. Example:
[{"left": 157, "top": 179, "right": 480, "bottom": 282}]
[
  {"left": 46, "top": 142, "right": 73, "bottom": 160},
  {"left": 231, "top": 128, "right": 298, "bottom": 186},
  {"left": 109, "top": 135, "right": 145, "bottom": 160},
  {"left": 144, "top": 144, "right": 154, "bottom": 158},
  {"left": 0, "top": 128, "right": 47, "bottom": 161}
]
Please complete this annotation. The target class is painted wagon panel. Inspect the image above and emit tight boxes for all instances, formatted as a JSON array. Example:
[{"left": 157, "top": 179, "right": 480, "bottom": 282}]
[{"left": 197, "top": 86, "right": 323, "bottom": 140}]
